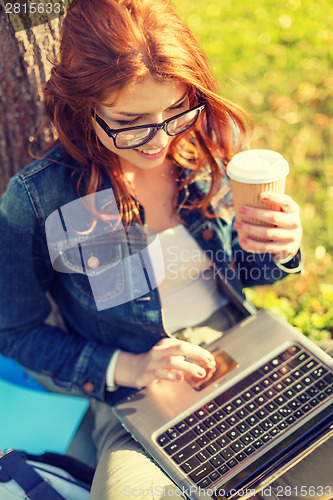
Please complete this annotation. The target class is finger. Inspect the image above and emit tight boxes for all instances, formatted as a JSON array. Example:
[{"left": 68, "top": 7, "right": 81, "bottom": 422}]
[
  {"left": 163, "top": 355, "right": 210, "bottom": 379},
  {"left": 239, "top": 237, "right": 298, "bottom": 256},
  {"left": 154, "top": 340, "right": 215, "bottom": 365},
  {"left": 234, "top": 221, "right": 295, "bottom": 242},
  {"left": 259, "top": 192, "right": 300, "bottom": 214},
  {"left": 239, "top": 206, "right": 299, "bottom": 229}
]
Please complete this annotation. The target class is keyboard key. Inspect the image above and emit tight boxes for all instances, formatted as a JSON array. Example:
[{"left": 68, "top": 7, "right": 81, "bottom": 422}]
[
  {"left": 189, "top": 463, "right": 214, "bottom": 483},
  {"left": 195, "top": 408, "right": 208, "bottom": 419},
  {"left": 181, "top": 456, "right": 201, "bottom": 473},
  {"left": 312, "top": 367, "right": 328, "bottom": 379},
  {"left": 245, "top": 445, "right": 255, "bottom": 455},
  {"left": 166, "top": 427, "right": 179, "bottom": 439},
  {"left": 175, "top": 421, "right": 188, "bottom": 433},
  {"left": 196, "top": 449, "right": 211, "bottom": 463},
  {"left": 230, "top": 441, "right": 244, "bottom": 453},
  {"left": 251, "top": 427, "right": 264, "bottom": 438},
  {"left": 220, "top": 447, "right": 234, "bottom": 461},
  {"left": 236, "top": 408, "right": 249, "bottom": 419},
  {"left": 236, "top": 452, "right": 247, "bottom": 462},
  {"left": 265, "top": 401, "right": 277, "bottom": 412},
  {"left": 205, "top": 401, "right": 218, "bottom": 413},
  {"left": 243, "top": 390, "right": 255, "bottom": 400},
  {"left": 209, "top": 454, "right": 224, "bottom": 467},
  {"left": 290, "top": 399, "right": 304, "bottom": 411},
  {"left": 218, "top": 464, "right": 230, "bottom": 475},
  {"left": 196, "top": 435, "right": 211, "bottom": 447},
  {"left": 157, "top": 433, "right": 170, "bottom": 446},
  {"left": 165, "top": 429, "right": 197, "bottom": 454},
  {"left": 216, "top": 422, "right": 229, "bottom": 434},
  {"left": 255, "top": 408, "right": 269, "bottom": 419},
  {"left": 288, "top": 345, "right": 301, "bottom": 356},
  {"left": 226, "top": 415, "right": 239, "bottom": 426},
  {"left": 252, "top": 384, "right": 264, "bottom": 394},
  {"left": 246, "top": 415, "right": 259, "bottom": 426},
  {"left": 222, "top": 404, "right": 234, "bottom": 415},
  {"left": 206, "top": 442, "right": 221, "bottom": 455},
  {"left": 297, "top": 352, "right": 310, "bottom": 363},
  {"left": 269, "top": 427, "right": 280, "bottom": 437},
  {"left": 193, "top": 424, "right": 207, "bottom": 435},
  {"left": 227, "top": 458, "right": 238, "bottom": 468},
  {"left": 185, "top": 414, "right": 198, "bottom": 426},
  {"left": 216, "top": 435, "right": 231, "bottom": 448},
  {"left": 226, "top": 429, "right": 240, "bottom": 441},
  {"left": 232, "top": 397, "right": 245, "bottom": 408},
  {"left": 213, "top": 410, "right": 226, "bottom": 422},
  {"left": 259, "top": 421, "right": 273, "bottom": 432},
  {"left": 262, "top": 433, "right": 272, "bottom": 443},
  {"left": 269, "top": 413, "right": 283, "bottom": 424},
  {"left": 207, "top": 428, "right": 221, "bottom": 440},
  {"left": 172, "top": 442, "right": 200, "bottom": 464},
  {"left": 209, "top": 470, "right": 221, "bottom": 482},
  {"left": 236, "top": 422, "right": 250, "bottom": 434},
  {"left": 241, "top": 434, "right": 254, "bottom": 446},
  {"left": 301, "top": 360, "right": 318, "bottom": 373},
  {"left": 197, "top": 477, "right": 213, "bottom": 489},
  {"left": 254, "top": 395, "right": 268, "bottom": 407},
  {"left": 306, "top": 387, "right": 320, "bottom": 397},
  {"left": 294, "top": 409, "right": 304, "bottom": 419},
  {"left": 204, "top": 416, "right": 217, "bottom": 428},
  {"left": 253, "top": 439, "right": 264, "bottom": 449}
]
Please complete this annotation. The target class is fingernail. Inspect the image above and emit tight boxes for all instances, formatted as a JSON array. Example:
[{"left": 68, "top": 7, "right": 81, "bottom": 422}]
[
  {"left": 239, "top": 207, "right": 247, "bottom": 214},
  {"left": 240, "top": 237, "right": 248, "bottom": 245},
  {"left": 197, "top": 368, "right": 206, "bottom": 377},
  {"left": 260, "top": 193, "right": 270, "bottom": 200},
  {"left": 174, "top": 373, "right": 183, "bottom": 381},
  {"left": 234, "top": 221, "right": 242, "bottom": 230}
]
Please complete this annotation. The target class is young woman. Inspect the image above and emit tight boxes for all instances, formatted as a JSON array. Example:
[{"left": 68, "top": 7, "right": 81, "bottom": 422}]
[{"left": 0, "top": 0, "right": 331, "bottom": 499}]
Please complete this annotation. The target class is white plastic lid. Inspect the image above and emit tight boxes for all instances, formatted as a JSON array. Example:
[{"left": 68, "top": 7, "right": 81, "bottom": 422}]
[{"left": 227, "top": 149, "right": 289, "bottom": 184}]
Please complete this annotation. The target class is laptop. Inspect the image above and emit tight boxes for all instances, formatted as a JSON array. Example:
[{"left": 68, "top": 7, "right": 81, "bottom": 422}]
[{"left": 113, "top": 273, "right": 333, "bottom": 500}]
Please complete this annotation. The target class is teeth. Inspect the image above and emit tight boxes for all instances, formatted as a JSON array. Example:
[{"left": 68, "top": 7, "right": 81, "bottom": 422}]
[{"left": 141, "top": 148, "right": 162, "bottom": 155}]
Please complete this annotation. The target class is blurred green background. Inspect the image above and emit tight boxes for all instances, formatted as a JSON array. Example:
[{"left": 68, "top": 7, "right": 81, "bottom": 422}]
[{"left": 176, "top": 0, "right": 333, "bottom": 341}]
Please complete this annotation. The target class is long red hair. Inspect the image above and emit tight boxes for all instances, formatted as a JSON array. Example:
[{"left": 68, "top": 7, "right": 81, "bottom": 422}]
[{"left": 42, "top": 0, "right": 252, "bottom": 225}]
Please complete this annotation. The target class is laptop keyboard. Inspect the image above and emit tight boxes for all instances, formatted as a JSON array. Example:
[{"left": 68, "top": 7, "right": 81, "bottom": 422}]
[{"left": 156, "top": 344, "right": 333, "bottom": 489}]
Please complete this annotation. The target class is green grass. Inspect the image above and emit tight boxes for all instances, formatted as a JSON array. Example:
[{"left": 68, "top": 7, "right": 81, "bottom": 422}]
[{"left": 176, "top": 0, "right": 333, "bottom": 341}]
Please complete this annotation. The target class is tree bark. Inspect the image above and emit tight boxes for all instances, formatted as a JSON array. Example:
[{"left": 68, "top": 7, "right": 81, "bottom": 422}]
[{"left": 0, "top": 7, "right": 62, "bottom": 195}]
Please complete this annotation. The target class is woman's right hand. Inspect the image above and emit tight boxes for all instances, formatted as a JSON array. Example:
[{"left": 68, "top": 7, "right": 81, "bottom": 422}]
[{"left": 114, "top": 337, "right": 216, "bottom": 389}]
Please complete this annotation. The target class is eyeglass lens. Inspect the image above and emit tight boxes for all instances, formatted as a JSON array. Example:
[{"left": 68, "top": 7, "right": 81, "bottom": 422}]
[{"left": 115, "top": 108, "right": 200, "bottom": 148}]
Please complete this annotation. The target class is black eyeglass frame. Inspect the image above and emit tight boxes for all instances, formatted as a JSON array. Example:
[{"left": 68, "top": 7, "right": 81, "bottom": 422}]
[{"left": 91, "top": 102, "right": 205, "bottom": 149}]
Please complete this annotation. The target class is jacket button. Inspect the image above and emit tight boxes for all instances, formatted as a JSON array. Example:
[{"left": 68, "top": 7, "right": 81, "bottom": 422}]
[
  {"left": 83, "top": 382, "right": 95, "bottom": 393},
  {"left": 87, "top": 256, "right": 100, "bottom": 269},
  {"left": 202, "top": 228, "right": 214, "bottom": 241}
]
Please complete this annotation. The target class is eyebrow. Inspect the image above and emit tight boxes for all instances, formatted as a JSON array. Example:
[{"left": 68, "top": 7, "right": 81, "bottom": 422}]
[{"left": 110, "top": 92, "right": 188, "bottom": 117}]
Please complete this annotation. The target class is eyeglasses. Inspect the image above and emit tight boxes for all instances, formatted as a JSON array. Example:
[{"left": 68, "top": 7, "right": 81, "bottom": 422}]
[{"left": 91, "top": 102, "right": 205, "bottom": 149}]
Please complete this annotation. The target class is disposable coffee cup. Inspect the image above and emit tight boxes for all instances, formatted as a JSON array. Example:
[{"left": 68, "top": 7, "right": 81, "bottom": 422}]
[{"left": 227, "top": 149, "right": 289, "bottom": 241}]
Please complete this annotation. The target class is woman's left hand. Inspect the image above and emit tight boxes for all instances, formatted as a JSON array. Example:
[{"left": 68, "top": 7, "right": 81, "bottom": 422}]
[{"left": 233, "top": 192, "right": 302, "bottom": 261}]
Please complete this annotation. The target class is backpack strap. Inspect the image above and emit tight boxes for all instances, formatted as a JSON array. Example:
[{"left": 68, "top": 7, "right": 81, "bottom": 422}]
[{"left": 0, "top": 450, "right": 65, "bottom": 500}]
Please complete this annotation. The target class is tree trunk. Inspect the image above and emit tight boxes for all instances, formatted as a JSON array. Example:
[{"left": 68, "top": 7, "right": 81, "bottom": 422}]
[
  {"left": 0, "top": 11, "right": 66, "bottom": 326},
  {"left": 0, "top": 9, "right": 62, "bottom": 195}
]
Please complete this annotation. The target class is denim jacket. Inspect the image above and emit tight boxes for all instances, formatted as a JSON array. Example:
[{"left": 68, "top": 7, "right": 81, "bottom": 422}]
[{"left": 0, "top": 143, "right": 302, "bottom": 406}]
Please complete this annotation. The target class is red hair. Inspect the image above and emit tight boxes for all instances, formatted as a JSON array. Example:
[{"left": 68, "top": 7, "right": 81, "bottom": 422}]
[{"left": 42, "top": 0, "right": 252, "bottom": 225}]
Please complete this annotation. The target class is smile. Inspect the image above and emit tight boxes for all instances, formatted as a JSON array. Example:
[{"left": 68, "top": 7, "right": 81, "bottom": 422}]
[{"left": 134, "top": 146, "right": 167, "bottom": 159}]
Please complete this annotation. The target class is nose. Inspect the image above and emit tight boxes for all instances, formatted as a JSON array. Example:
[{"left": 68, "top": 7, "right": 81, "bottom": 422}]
[{"left": 145, "top": 128, "right": 169, "bottom": 150}]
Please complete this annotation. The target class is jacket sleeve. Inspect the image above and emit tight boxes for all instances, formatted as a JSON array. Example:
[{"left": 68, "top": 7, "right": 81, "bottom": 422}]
[
  {"left": 0, "top": 175, "right": 115, "bottom": 402},
  {"left": 230, "top": 222, "right": 303, "bottom": 288}
]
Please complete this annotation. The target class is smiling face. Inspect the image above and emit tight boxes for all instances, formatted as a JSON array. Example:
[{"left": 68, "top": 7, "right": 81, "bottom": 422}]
[{"left": 93, "top": 77, "right": 188, "bottom": 173}]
